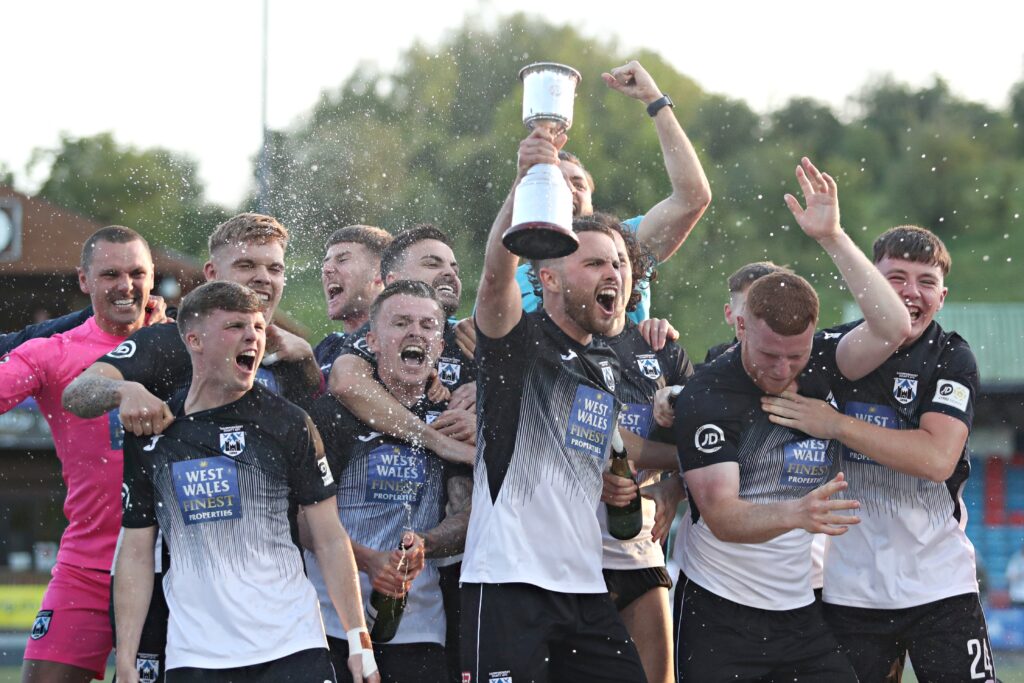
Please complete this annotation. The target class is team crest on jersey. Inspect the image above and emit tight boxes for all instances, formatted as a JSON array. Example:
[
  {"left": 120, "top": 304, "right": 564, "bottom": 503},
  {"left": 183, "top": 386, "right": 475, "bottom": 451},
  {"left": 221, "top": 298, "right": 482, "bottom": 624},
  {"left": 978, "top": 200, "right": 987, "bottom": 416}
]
[
  {"left": 30, "top": 610, "right": 52, "bottom": 640},
  {"left": 136, "top": 653, "right": 160, "bottom": 682},
  {"left": 636, "top": 354, "right": 662, "bottom": 380},
  {"left": 439, "top": 360, "right": 461, "bottom": 386},
  {"left": 425, "top": 411, "right": 442, "bottom": 425},
  {"left": 107, "top": 340, "right": 137, "bottom": 359},
  {"left": 600, "top": 361, "right": 616, "bottom": 391},
  {"left": 219, "top": 426, "right": 245, "bottom": 457},
  {"left": 461, "top": 674, "right": 472, "bottom": 683},
  {"left": 489, "top": 672, "right": 512, "bottom": 683},
  {"left": 893, "top": 373, "right": 918, "bottom": 405}
]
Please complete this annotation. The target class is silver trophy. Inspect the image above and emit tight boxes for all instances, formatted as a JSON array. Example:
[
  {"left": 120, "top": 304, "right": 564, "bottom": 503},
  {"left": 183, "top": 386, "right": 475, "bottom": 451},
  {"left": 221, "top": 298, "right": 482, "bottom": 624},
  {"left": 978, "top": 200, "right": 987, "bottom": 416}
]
[{"left": 503, "top": 62, "right": 582, "bottom": 259}]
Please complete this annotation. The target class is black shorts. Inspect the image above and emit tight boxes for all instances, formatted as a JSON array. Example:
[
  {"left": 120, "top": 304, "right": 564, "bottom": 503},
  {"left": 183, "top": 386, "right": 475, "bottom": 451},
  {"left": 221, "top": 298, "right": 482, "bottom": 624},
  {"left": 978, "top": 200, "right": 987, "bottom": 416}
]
[
  {"left": 165, "top": 647, "right": 335, "bottom": 683},
  {"left": 460, "top": 582, "right": 647, "bottom": 683},
  {"left": 437, "top": 561, "right": 463, "bottom": 683},
  {"left": 673, "top": 572, "right": 856, "bottom": 683},
  {"left": 328, "top": 635, "right": 447, "bottom": 683},
  {"left": 111, "top": 569, "right": 169, "bottom": 683},
  {"left": 824, "top": 592, "right": 996, "bottom": 683},
  {"left": 603, "top": 566, "right": 672, "bottom": 612}
]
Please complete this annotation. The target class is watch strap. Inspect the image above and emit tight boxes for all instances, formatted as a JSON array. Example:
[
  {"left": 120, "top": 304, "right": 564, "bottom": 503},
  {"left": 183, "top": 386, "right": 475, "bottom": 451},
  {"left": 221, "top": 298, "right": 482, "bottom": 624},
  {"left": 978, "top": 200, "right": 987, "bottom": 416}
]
[{"left": 646, "top": 94, "right": 675, "bottom": 118}]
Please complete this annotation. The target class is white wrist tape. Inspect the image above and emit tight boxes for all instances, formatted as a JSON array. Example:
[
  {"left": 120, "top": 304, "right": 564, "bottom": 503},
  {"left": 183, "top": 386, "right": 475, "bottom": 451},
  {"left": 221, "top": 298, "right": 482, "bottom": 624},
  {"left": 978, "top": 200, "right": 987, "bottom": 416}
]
[{"left": 347, "top": 627, "right": 378, "bottom": 677}]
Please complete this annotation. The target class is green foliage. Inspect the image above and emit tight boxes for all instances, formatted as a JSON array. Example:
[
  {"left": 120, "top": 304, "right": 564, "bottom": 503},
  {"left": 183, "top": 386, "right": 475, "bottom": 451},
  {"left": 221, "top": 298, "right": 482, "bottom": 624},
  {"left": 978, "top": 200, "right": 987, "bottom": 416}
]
[
  {"left": 0, "top": 161, "right": 14, "bottom": 187},
  {"left": 261, "top": 15, "right": 1023, "bottom": 353},
  {"left": 23, "top": 14, "right": 1023, "bottom": 356},
  {"left": 32, "top": 132, "right": 228, "bottom": 255}
]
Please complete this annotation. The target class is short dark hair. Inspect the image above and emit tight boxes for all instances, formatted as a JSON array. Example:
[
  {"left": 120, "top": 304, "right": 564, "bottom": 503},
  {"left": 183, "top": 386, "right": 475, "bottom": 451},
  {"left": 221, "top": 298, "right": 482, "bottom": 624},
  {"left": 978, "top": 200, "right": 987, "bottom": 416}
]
[
  {"left": 528, "top": 212, "right": 656, "bottom": 312},
  {"left": 368, "top": 279, "right": 444, "bottom": 328},
  {"left": 325, "top": 225, "right": 393, "bottom": 257},
  {"left": 744, "top": 272, "right": 819, "bottom": 336},
  {"left": 727, "top": 261, "right": 792, "bottom": 294},
  {"left": 872, "top": 225, "right": 951, "bottom": 276},
  {"left": 177, "top": 281, "right": 263, "bottom": 337},
  {"left": 379, "top": 224, "right": 452, "bottom": 281},
  {"left": 559, "top": 150, "right": 595, "bottom": 192},
  {"left": 208, "top": 213, "right": 289, "bottom": 256},
  {"left": 81, "top": 226, "right": 150, "bottom": 271}
]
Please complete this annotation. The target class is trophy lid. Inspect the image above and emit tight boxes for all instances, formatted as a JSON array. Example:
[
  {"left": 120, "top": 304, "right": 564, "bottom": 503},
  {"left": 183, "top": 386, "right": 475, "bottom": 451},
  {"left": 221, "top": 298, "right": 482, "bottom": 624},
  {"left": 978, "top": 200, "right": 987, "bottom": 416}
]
[{"left": 518, "top": 62, "right": 582, "bottom": 84}]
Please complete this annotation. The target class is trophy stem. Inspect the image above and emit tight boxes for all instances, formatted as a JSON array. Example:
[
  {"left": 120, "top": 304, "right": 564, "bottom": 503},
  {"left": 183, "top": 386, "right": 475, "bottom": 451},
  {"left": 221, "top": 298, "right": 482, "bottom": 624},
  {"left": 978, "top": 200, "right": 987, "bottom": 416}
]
[{"left": 504, "top": 163, "right": 578, "bottom": 260}]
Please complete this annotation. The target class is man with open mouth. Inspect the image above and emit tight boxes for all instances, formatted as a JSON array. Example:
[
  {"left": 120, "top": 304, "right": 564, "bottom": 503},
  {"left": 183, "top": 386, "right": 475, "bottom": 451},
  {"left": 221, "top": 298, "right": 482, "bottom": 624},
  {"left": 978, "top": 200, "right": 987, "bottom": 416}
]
[
  {"left": 308, "top": 280, "right": 472, "bottom": 683},
  {"left": 316, "top": 225, "right": 394, "bottom": 377},
  {"left": 1, "top": 226, "right": 157, "bottom": 683},
  {"left": 761, "top": 225, "right": 996, "bottom": 682},
  {"left": 515, "top": 59, "right": 711, "bottom": 324},
  {"left": 63, "top": 212, "right": 325, "bottom": 683},
  {"left": 459, "top": 127, "right": 646, "bottom": 682},
  {"left": 114, "top": 280, "right": 377, "bottom": 683},
  {"left": 670, "top": 157, "right": 911, "bottom": 682},
  {"left": 327, "top": 224, "right": 478, "bottom": 467}
]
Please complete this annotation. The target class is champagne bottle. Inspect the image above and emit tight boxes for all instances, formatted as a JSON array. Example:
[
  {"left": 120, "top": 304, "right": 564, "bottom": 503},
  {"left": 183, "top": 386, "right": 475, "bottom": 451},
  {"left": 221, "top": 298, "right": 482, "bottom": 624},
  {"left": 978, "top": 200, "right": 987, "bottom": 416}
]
[
  {"left": 366, "top": 530, "right": 414, "bottom": 643},
  {"left": 606, "top": 429, "right": 642, "bottom": 540}
]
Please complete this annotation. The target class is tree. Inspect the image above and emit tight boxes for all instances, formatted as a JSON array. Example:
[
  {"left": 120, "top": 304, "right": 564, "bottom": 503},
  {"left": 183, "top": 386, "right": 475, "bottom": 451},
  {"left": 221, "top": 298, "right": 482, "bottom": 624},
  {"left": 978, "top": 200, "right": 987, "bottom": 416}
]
[
  {"left": 252, "top": 14, "right": 1024, "bottom": 353},
  {"left": 31, "top": 132, "right": 227, "bottom": 255}
]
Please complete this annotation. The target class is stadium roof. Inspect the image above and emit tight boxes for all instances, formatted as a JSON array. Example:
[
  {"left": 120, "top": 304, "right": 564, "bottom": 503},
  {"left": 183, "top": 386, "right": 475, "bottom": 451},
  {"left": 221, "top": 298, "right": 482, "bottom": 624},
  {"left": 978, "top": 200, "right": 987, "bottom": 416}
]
[{"left": 843, "top": 303, "right": 1024, "bottom": 391}]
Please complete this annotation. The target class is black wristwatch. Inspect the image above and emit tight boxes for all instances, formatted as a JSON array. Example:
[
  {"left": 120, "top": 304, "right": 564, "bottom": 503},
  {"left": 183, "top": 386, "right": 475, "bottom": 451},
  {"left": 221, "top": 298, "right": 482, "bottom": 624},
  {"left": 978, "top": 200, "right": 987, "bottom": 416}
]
[
  {"left": 667, "top": 384, "right": 684, "bottom": 407},
  {"left": 646, "top": 94, "right": 674, "bottom": 118}
]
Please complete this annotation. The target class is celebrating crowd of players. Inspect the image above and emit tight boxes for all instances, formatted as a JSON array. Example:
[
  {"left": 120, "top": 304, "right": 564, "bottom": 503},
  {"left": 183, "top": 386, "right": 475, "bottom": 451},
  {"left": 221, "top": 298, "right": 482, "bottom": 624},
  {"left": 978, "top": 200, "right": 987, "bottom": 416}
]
[{"left": 0, "top": 60, "right": 996, "bottom": 683}]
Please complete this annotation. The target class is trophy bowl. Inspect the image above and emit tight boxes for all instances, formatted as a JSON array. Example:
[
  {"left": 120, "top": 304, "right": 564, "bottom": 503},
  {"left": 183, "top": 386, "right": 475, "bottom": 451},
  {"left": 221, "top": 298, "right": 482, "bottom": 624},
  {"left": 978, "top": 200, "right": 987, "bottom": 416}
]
[
  {"left": 519, "top": 62, "right": 583, "bottom": 133},
  {"left": 504, "top": 62, "right": 582, "bottom": 259}
]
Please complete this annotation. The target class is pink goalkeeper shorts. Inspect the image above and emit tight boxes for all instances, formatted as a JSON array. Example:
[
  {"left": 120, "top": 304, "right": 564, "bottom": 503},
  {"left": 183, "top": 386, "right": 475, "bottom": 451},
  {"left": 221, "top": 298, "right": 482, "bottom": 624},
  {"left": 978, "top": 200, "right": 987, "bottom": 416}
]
[{"left": 23, "top": 562, "right": 112, "bottom": 678}]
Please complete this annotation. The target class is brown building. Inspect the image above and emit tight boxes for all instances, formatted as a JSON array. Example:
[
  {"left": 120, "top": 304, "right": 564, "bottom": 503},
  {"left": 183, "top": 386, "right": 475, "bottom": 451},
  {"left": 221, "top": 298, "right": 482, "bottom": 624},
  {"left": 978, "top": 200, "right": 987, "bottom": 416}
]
[
  {"left": 0, "top": 186, "right": 206, "bottom": 330},
  {"left": 0, "top": 187, "right": 210, "bottom": 587}
]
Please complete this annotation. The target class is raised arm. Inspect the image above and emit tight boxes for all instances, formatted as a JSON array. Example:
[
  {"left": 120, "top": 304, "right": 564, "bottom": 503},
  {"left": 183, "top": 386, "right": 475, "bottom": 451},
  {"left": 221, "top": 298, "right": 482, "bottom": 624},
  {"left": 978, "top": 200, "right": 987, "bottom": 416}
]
[
  {"left": 784, "top": 157, "right": 911, "bottom": 380},
  {"left": 476, "top": 129, "right": 564, "bottom": 339},
  {"left": 685, "top": 463, "right": 860, "bottom": 544},
  {"left": 328, "top": 355, "right": 474, "bottom": 465},
  {"left": 62, "top": 361, "right": 174, "bottom": 435},
  {"left": 604, "top": 61, "right": 711, "bottom": 263}
]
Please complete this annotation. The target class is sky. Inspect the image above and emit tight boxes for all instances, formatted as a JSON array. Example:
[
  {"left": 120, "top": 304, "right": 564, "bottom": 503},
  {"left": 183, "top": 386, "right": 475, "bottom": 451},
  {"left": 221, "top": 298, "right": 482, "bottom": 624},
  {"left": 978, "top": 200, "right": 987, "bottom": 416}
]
[{"left": 4, "top": 0, "right": 1023, "bottom": 208}]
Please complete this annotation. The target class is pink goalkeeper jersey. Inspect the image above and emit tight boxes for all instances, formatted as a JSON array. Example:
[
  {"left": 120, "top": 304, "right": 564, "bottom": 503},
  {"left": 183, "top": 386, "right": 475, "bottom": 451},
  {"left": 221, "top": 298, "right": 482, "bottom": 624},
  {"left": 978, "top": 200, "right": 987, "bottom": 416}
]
[{"left": 0, "top": 317, "right": 130, "bottom": 571}]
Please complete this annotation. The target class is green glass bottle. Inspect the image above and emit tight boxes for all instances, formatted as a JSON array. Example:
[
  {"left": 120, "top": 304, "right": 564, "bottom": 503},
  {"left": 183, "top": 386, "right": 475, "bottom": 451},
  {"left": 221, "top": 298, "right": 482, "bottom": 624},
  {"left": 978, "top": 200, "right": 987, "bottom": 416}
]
[
  {"left": 606, "top": 430, "right": 642, "bottom": 540},
  {"left": 366, "top": 531, "right": 414, "bottom": 643}
]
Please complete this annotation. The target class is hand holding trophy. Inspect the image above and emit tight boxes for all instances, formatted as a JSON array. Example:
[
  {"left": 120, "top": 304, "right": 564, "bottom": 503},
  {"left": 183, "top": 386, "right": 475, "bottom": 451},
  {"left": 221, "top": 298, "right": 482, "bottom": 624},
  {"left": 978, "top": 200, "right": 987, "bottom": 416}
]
[{"left": 503, "top": 62, "right": 582, "bottom": 259}]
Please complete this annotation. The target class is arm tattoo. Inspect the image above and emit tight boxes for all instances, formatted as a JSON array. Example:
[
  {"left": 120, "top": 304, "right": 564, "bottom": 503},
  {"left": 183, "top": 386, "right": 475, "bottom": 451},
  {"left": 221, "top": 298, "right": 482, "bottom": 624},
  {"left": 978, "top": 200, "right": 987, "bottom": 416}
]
[
  {"left": 62, "top": 375, "right": 122, "bottom": 418},
  {"left": 423, "top": 475, "right": 473, "bottom": 559}
]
